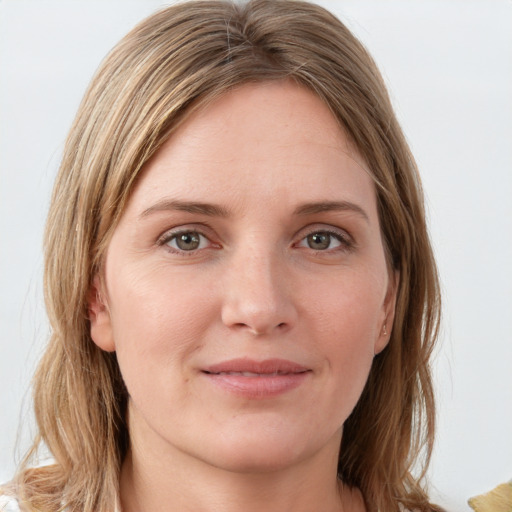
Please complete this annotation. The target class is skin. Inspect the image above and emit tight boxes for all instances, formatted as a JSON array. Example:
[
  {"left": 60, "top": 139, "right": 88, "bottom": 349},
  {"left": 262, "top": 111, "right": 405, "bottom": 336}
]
[{"left": 89, "top": 80, "right": 397, "bottom": 512}]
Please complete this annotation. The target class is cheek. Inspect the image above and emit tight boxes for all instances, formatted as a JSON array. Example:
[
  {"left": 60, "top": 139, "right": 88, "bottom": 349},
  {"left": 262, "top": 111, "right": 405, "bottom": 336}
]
[
  {"left": 310, "top": 269, "right": 384, "bottom": 344},
  {"left": 105, "top": 263, "right": 218, "bottom": 388},
  {"left": 306, "top": 271, "right": 384, "bottom": 400}
]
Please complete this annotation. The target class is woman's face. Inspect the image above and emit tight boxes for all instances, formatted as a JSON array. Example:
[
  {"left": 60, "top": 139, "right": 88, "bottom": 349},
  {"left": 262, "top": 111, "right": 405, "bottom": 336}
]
[{"left": 89, "top": 81, "right": 396, "bottom": 473}]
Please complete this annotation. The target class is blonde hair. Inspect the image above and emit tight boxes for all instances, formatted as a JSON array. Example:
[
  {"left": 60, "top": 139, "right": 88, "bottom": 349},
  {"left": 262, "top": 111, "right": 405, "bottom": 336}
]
[{"left": 5, "top": 1, "right": 442, "bottom": 511}]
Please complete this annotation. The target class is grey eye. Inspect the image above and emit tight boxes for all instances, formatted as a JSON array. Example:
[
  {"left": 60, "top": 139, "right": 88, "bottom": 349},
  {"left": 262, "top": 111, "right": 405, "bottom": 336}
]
[
  {"left": 168, "top": 231, "right": 203, "bottom": 251},
  {"left": 306, "top": 233, "right": 333, "bottom": 251},
  {"left": 306, "top": 232, "right": 339, "bottom": 250}
]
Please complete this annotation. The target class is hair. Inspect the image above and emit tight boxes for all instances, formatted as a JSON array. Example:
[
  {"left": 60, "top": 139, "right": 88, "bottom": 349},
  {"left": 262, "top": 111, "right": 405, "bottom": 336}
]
[{"left": 3, "top": 1, "right": 442, "bottom": 511}]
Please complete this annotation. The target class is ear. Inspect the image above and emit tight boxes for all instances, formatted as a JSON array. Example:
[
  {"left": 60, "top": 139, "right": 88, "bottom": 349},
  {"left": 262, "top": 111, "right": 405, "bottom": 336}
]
[
  {"left": 374, "top": 269, "right": 399, "bottom": 355},
  {"left": 88, "top": 275, "right": 116, "bottom": 352}
]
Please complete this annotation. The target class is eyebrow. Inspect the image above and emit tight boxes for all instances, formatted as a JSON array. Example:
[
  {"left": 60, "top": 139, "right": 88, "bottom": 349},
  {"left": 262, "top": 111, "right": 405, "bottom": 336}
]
[
  {"left": 139, "top": 198, "right": 369, "bottom": 222},
  {"left": 294, "top": 201, "right": 369, "bottom": 222},
  {"left": 139, "top": 199, "right": 231, "bottom": 219}
]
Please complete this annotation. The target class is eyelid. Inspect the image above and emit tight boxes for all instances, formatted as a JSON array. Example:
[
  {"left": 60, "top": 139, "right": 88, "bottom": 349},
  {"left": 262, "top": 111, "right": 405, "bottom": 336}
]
[
  {"left": 156, "top": 224, "right": 220, "bottom": 252},
  {"left": 155, "top": 223, "right": 355, "bottom": 254},
  {"left": 294, "top": 224, "right": 355, "bottom": 251}
]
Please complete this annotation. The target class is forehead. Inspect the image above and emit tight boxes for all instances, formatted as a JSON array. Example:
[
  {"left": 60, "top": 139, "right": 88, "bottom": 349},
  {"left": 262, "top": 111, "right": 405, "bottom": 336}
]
[
  {"left": 126, "top": 80, "right": 376, "bottom": 218},
  {"left": 154, "top": 81, "right": 367, "bottom": 170}
]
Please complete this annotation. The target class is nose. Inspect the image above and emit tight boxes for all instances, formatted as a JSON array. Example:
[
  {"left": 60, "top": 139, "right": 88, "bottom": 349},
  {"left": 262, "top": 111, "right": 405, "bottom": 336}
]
[{"left": 220, "top": 249, "right": 298, "bottom": 336}]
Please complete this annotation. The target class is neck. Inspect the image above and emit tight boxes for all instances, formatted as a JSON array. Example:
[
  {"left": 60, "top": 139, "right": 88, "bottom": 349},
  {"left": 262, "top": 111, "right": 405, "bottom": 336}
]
[
  {"left": 119, "top": 407, "right": 365, "bottom": 512},
  {"left": 121, "top": 451, "right": 345, "bottom": 512}
]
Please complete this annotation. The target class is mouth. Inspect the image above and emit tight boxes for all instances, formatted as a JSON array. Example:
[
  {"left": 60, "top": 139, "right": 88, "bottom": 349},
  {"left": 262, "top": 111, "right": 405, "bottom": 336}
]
[
  {"left": 206, "top": 371, "right": 300, "bottom": 377},
  {"left": 201, "top": 358, "right": 311, "bottom": 399}
]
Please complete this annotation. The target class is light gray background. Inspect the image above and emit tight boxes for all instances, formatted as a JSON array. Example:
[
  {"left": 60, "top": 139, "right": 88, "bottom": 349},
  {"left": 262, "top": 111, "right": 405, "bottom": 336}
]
[{"left": 1, "top": 1, "right": 511, "bottom": 511}]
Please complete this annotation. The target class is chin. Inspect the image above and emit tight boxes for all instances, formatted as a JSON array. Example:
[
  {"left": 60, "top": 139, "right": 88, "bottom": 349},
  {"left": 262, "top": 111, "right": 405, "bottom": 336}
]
[
  {"left": 209, "top": 449, "right": 304, "bottom": 474},
  {"left": 199, "top": 429, "right": 325, "bottom": 474}
]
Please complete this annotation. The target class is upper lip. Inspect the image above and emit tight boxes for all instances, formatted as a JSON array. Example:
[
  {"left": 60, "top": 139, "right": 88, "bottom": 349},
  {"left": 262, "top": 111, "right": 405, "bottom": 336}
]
[{"left": 202, "top": 358, "right": 310, "bottom": 375}]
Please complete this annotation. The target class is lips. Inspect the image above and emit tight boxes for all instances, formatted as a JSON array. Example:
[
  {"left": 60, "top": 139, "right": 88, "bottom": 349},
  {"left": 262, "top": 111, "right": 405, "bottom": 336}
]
[
  {"left": 201, "top": 358, "right": 311, "bottom": 399},
  {"left": 211, "top": 371, "right": 290, "bottom": 377},
  {"left": 203, "top": 358, "right": 309, "bottom": 375}
]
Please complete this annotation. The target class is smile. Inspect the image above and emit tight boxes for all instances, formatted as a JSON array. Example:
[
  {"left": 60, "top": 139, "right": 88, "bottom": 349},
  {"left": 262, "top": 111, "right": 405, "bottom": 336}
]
[
  {"left": 201, "top": 358, "right": 311, "bottom": 399},
  {"left": 208, "top": 371, "right": 298, "bottom": 377}
]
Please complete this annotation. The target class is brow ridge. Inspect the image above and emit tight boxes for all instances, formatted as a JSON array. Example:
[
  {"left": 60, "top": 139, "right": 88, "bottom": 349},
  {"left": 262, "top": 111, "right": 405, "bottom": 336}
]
[
  {"left": 294, "top": 201, "right": 369, "bottom": 222},
  {"left": 140, "top": 198, "right": 368, "bottom": 222},
  {"left": 140, "top": 199, "right": 230, "bottom": 219}
]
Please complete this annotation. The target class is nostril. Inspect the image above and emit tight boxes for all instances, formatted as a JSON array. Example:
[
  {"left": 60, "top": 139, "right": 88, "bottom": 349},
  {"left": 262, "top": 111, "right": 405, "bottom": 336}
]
[{"left": 230, "top": 321, "right": 289, "bottom": 336}]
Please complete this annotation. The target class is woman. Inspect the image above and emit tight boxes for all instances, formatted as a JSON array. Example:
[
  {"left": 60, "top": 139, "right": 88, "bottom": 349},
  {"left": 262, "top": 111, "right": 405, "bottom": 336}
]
[{"left": 1, "top": 0, "right": 442, "bottom": 511}]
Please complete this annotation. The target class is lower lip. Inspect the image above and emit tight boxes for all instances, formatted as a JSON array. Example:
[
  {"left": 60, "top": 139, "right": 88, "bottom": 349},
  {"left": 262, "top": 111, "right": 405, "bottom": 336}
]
[{"left": 202, "top": 372, "right": 310, "bottom": 399}]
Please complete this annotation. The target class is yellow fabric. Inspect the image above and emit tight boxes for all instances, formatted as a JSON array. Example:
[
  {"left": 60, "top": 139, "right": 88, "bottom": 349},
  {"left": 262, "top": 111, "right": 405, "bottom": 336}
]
[{"left": 468, "top": 481, "right": 512, "bottom": 512}]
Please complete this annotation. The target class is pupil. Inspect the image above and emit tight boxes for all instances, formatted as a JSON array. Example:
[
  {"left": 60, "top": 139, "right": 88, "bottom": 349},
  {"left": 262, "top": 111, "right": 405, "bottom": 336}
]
[
  {"left": 177, "top": 232, "right": 200, "bottom": 250},
  {"left": 308, "top": 232, "right": 330, "bottom": 250}
]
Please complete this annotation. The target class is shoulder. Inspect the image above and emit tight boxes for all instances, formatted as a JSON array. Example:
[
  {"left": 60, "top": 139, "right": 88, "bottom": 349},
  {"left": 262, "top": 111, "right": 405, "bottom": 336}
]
[{"left": 0, "top": 495, "right": 20, "bottom": 512}]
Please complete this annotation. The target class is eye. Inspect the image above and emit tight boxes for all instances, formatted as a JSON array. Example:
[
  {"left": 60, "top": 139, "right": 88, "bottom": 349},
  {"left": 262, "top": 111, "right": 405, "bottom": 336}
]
[
  {"left": 297, "top": 230, "right": 349, "bottom": 251},
  {"left": 164, "top": 230, "right": 210, "bottom": 252}
]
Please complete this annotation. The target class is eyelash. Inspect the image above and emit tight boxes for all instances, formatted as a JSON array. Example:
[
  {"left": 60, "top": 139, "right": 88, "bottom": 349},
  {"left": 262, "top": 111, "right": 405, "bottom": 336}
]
[
  {"left": 157, "top": 226, "right": 354, "bottom": 255},
  {"left": 157, "top": 228, "right": 215, "bottom": 255},
  {"left": 295, "top": 229, "right": 354, "bottom": 253}
]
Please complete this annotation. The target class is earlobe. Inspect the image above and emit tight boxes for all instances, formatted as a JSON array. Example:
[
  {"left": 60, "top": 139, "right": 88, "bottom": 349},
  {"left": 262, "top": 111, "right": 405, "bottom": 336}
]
[
  {"left": 88, "top": 275, "right": 116, "bottom": 352},
  {"left": 374, "top": 269, "right": 399, "bottom": 355}
]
